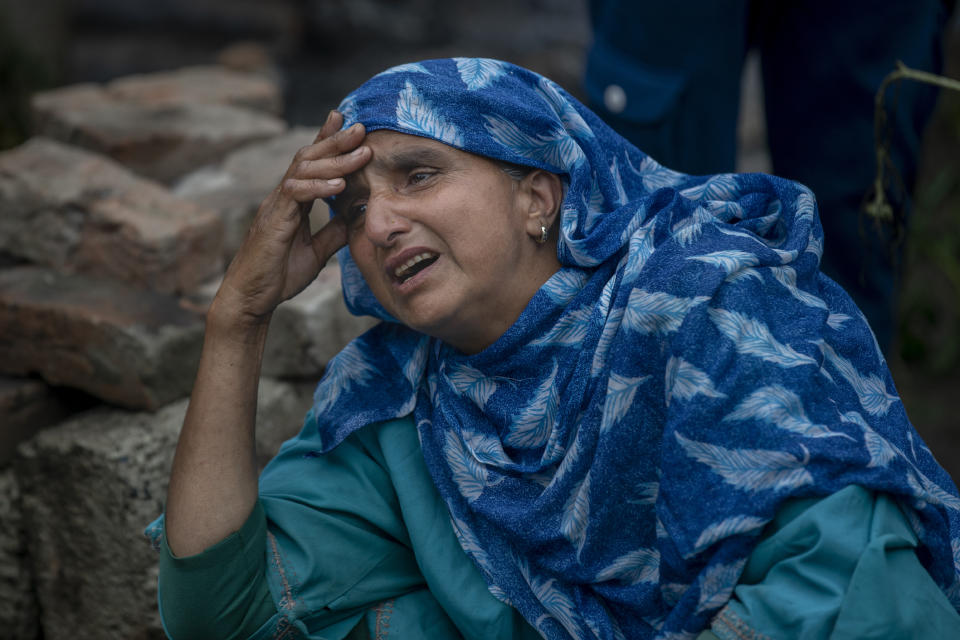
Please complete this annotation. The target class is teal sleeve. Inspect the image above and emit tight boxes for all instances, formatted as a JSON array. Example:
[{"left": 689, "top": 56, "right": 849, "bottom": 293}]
[
  {"left": 157, "top": 500, "right": 276, "bottom": 640},
  {"left": 708, "top": 485, "right": 960, "bottom": 640}
]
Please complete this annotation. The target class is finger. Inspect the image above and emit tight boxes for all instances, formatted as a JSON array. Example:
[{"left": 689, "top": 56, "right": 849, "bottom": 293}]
[
  {"left": 315, "top": 110, "right": 343, "bottom": 143},
  {"left": 313, "top": 110, "right": 334, "bottom": 143},
  {"left": 289, "top": 145, "right": 371, "bottom": 182},
  {"left": 292, "top": 122, "right": 366, "bottom": 166},
  {"left": 255, "top": 176, "right": 342, "bottom": 228},
  {"left": 266, "top": 145, "right": 365, "bottom": 225},
  {"left": 281, "top": 176, "right": 349, "bottom": 203}
]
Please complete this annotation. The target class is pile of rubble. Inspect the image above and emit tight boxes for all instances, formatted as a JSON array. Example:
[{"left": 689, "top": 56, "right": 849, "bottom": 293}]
[{"left": 0, "top": 65, "right": 376, "bottom": 639}]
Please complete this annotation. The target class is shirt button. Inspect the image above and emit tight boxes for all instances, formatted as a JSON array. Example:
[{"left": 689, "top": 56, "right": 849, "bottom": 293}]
[{"left": 603, "top": 84, "right": 627, "bottom": 114}]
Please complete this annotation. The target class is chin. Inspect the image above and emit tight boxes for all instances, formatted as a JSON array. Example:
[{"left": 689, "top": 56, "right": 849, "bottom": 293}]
[
  {"left": 398, "top": 310, "right": 457, "bottom": 339},
  {"left": 396, "top": 305, "right": 474, "bottom": 347}
]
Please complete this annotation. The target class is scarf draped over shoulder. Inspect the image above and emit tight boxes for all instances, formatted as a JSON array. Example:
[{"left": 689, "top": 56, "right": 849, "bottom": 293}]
[{"left": 309, "top": 58, "right": 960, "bottom": 639}]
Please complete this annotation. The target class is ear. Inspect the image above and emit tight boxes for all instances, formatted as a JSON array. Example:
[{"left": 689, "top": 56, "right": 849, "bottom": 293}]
[{"left": 519, "top": 170, "right": 563, "bottom": 241}]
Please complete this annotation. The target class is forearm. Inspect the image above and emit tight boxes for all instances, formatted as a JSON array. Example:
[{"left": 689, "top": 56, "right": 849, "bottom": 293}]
[
  {"left": 163, "top": 112, "right": 362, "bottom": 557},
  {"left": 164, "top": 301, "right": 270, "bottom": 557}
]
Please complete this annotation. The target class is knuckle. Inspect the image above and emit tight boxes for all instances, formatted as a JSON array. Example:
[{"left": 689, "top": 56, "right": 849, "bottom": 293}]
[
  {"left": 293, "top": 145, "right": 313, "bottom": 163},
  {"left": 332, "top": 126, "right": 356, "bottom": 144}
]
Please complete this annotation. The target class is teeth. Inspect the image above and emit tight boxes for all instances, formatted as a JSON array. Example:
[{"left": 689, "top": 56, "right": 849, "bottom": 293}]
[{"left": 394, "top": 253, "right": 436, "bottom": 279}]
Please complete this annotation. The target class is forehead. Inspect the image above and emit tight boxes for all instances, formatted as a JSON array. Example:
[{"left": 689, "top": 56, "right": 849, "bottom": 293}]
[
  {"left": 365, "top": 129, "right": 446, "bottom": 151},
  {"left": 362, "top": 129, "right": 494, "bottom": 172}
]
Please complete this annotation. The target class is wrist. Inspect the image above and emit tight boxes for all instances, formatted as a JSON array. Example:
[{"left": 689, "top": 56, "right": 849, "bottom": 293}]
[{"left": 204, "top": 295, "right": 273, "bottom": 347}]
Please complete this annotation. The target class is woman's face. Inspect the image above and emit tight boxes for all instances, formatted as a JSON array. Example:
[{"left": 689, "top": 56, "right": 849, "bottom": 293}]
[{"left": 337, "top": 130, "right": 560, "bottom": 353}]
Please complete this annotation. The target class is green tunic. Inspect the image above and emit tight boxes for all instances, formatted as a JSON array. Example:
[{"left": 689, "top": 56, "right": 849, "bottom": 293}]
[{"left": 152, "top": 415, "right": 960, "bottom": 639}]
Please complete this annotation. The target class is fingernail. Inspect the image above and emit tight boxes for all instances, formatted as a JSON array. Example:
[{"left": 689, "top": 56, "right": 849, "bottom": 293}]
[
  {"left": 350, "top": 146, "right": 367, "bottom": 157},
  {"left": 327, "top": 178, "right": 343, "bottom": 186},
  {"left": 325, "top": 110, "right": 334, "bottom": 124}
]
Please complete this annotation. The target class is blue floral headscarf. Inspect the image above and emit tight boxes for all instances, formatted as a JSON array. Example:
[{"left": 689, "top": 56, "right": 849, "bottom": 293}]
[{"left": 311, "top": 58, "right": 960, "bottom": 638}]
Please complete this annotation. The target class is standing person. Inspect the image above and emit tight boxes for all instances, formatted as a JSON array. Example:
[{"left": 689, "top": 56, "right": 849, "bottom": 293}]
[
  {"left": 584, "top": 1, "right": 949, "bottom": 351},
  {"left": 149, "top": 59, "right": 960, "bottom": 639}
]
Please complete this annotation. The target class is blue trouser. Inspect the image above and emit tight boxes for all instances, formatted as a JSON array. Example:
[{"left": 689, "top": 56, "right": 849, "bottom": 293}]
[{"left": 584, "top": 0, "right": 947, "bottom": 349}]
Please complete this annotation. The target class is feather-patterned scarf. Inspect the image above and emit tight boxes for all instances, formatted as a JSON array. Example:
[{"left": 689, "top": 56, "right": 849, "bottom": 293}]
[{"left": 310, "top": 58, "right": 960, "bottom": 639}]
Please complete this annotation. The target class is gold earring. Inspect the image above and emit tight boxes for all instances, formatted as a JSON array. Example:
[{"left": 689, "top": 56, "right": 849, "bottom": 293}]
[{"left": 537, "top": 224, "right": 548, "bottom": 244}]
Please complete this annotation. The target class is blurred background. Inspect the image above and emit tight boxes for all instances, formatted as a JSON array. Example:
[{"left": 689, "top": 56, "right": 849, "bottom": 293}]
[
  {"left": 3, "top": 0, "right": 956, "bottom": 472},
  {"left": 0, "top": 0, "right": 592, "bottom": 142},
  {"left": 0, "top": 1, "right": 958, "bottom": 637}
]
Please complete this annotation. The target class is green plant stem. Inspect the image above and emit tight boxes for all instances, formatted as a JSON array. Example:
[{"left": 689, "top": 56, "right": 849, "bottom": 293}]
[{"left": 867, "top": 61, "right": 960, "bottom": 221}]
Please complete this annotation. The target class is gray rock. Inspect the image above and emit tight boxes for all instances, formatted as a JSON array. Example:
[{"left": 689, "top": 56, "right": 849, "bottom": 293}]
[
  {"left": 0, "top": 468, "right": 39, "bottom": 640},
  {"left": 14, "top": 377, "right": 312, "bottom": 640},
  {"left": 171, "top": 263, "right": 377, "bottom": 380},
  {"left": 0, "top": 377, "right": 86, "bottom": 466},
  {"left": 174, "top": 126, "right": 325, "bottom": 260},
  {"left": 253, "top": 378, "right": 316, "bottom": 470},
  {"left": 0, "top": 138, "right": 223, "bottom": 294},
  {"left": 31, "top": 78, "right": 286, "bottom": 183},
  {"left": 106, "top": 65, "right": 283, "bottom": 115},
  {"left": 0, "top": 267, "right": 206, "bottom": 410}
]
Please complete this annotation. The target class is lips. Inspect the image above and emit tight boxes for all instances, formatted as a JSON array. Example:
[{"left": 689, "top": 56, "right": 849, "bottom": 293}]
[{"left": 386, "top": 248, "right": 440, "bottom": 284}]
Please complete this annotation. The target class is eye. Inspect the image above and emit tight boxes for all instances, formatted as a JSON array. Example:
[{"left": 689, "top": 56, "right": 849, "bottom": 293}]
[
  {"left": 343, "top": 201, "right": 366, "bottom": 229},
  {"left": 408, "top": 170, "right": 435, "bottom": 185}
]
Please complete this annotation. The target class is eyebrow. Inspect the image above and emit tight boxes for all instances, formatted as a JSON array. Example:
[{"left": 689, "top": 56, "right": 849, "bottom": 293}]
[
  {"left": 369, "top": 144, "right": 453, "bottom": 172},
  {"left": 337, "top": 143, "right": 455, "bottom": 206}
]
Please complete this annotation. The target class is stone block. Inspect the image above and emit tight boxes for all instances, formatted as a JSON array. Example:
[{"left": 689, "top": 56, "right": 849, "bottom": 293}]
[
  {"left": 0, "top": 137, "right": 223, "bottom": 293},
  {"left": 0, "top": 468, "right": 39, "bottom": 640},
  {"left": 174, "top": 126, "right": 326, "bottom": 260},
  {"left": 263, "top": 263, "right": 379, "bottom": 378},
  {"left": 0, "top": 267, "right": 205, "bottom": 410},
  {"left": 107, "top": 65, "right": 283, "bottom": 115},
  {"left": 253, "top": 378, "right": 316, "bottom": 470},
  {"left": 169, "top": 263, "right": 376, "bottom": 380},
  {"left": 0, "top": 377, "right": 95, "bottom": 466},
  {"left": 13, "top": 377, "right": 312, "bottom": 640},
  {"left": 217, "top": 41, "right": 281, "bottom": 76},
  {"left": 31, "top": 73, "right": 286, "bottom": 183}
]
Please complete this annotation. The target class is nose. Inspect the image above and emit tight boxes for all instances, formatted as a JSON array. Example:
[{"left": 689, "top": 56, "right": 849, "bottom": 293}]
[
  {"left": 363, "top": 193, "right": 410, "bottom": 248},
  {"left": 362, "top": 192, "right": 411, "bottom": 248}
]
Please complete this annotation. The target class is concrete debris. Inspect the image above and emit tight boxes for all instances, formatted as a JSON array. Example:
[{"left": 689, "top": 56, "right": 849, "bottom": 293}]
[{"left": 0, "top": 138, "right": 224, "bottom": 294}]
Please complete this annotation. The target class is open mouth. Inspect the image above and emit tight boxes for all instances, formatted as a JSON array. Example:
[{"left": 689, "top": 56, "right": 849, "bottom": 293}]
[{"left": 394, "top": 252, "right": 439, "bottom": 283}]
